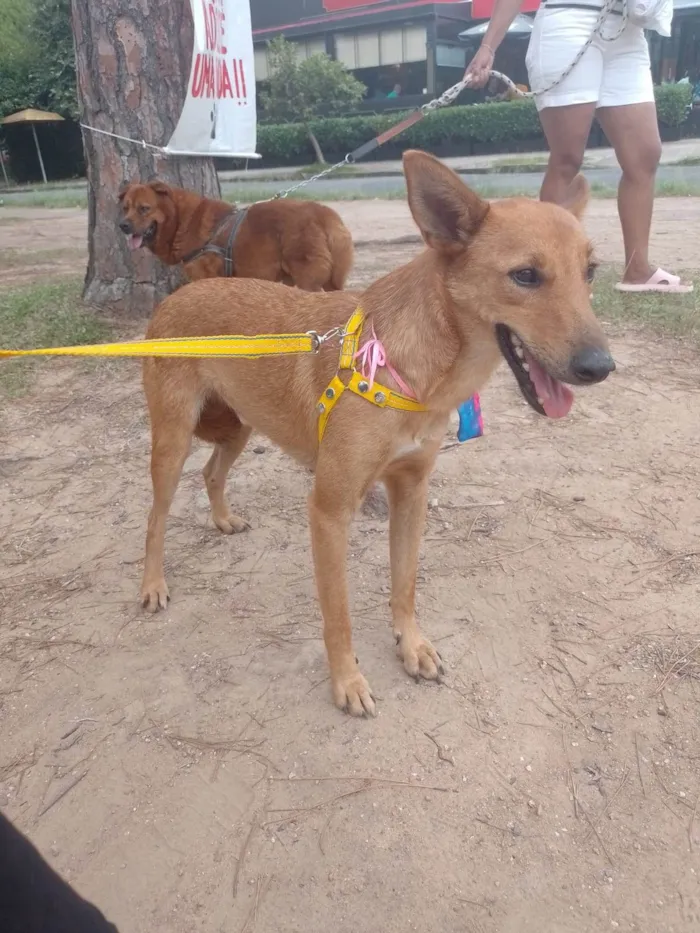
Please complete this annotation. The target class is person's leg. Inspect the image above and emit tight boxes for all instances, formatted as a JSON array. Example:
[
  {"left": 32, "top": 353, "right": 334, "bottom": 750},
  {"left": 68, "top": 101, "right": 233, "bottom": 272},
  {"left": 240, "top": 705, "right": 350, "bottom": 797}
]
[
  {"left": 525, "top": 9, "right": 602, "bottom": 205},
  {"left": 538, "top": 102, "right": 597, "bottom": 204},
  {"left": 596, "top": 24, "right": 691, "bottom": 290},
  {"left": 596, "top": 102, "right": 660, "bottom": 284}
]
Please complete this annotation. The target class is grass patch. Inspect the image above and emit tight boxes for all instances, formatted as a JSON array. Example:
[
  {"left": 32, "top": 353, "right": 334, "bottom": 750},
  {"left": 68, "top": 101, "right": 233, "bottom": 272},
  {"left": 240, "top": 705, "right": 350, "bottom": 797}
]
[
  {"left": 588, "top": 182, "right": 617, "bottom": 198},
  {"left": 0, "top": 247, "right": 84, "bottom": 269},
  {"left": 226, "top": 186, "right": 408, "bottom": 204},
  {"left": 226, "top": 182, "right": 551, "bottom": 202},
  {"left": 0, "top": 178, "right": 86, "bottom": 193},
  {"left": 491, "top": 154, "right": 549, "bottom": 167},
  {"left": 187, "top": 180, "right": 700, "bottom": 205},
  {"left": 0, "top": 278, "right": 111, "bottom": 397},
  {"left": 488, "top": 155, "right": 582, "bottom": 175},
  {"left": 490, "top": 155, "right": 604, "bottom": 174},
  {"left": 293, "top": 162, "right": 358, "bottom": 178},
  {"left": 0, "top": 192, "right": 88, "bottom": 209},
  {"left": 3, "top": 178, "right": 700, "bottom": 208},
  {"left": 654, "top": 179, "right": 700, "bottom": 197},
  {"left": 593, "top": 265, "right": 700, "bottom": 341},
  {"left": 490, "top": 162, "right": 550, "bottom": 174},
  {"left": 224, "top": 162, "right": 359, "bottom": 184}
]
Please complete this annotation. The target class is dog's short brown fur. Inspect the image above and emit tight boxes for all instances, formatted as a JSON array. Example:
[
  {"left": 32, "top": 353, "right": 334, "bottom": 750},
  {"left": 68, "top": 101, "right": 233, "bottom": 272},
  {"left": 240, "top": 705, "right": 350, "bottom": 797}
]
[
  {"left": 118, "top": 181, "right": 354, "bottom": 291},
  {"left": 140, "top": 151, "right": 614, "bottom": 716}
]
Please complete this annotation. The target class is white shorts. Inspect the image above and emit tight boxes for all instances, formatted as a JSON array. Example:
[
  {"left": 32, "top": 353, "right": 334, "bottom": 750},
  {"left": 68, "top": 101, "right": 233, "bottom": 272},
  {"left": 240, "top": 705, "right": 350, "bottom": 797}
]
[{"left": 525, "top": 5, "right": 655, "bottom": 112}]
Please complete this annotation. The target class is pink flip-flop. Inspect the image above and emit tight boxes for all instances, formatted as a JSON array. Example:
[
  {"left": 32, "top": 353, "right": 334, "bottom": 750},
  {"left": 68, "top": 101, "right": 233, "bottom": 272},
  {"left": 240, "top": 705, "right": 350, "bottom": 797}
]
[{"left": 615, "top": 268, "right": 694, "bottom": 293}]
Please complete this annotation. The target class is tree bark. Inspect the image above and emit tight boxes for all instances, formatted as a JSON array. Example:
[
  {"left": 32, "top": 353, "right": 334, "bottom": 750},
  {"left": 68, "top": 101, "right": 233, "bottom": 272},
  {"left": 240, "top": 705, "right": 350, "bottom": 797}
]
[
  {"left": 71, "top": 0, "right": 221, "bottom": 316},
  {"left": 306, "top": 126, "right": 326, "bottom": 165}
]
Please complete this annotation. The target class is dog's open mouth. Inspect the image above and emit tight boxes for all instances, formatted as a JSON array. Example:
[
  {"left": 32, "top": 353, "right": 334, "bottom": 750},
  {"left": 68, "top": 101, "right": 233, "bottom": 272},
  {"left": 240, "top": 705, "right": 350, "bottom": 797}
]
[
  {"left": 496, "top": 324, "right": 574, "bottom": 419},
  {"left": 126, "top": 223, "right": 155, "bottom": 251}
]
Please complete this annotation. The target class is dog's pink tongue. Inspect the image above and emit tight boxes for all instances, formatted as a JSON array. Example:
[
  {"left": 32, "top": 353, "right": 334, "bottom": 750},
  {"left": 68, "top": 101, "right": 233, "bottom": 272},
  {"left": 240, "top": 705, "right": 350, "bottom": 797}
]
[
  {"left": 127, "top": 234, "right": 143, "bottom": 250},
  {"left": 524, "top": 351, "right": 574, "bottom": 418}
]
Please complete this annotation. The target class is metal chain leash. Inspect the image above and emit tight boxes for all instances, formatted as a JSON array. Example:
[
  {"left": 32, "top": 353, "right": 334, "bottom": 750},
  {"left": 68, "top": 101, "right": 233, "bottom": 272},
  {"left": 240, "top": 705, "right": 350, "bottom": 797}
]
[{"left": 273, "top": 155, "right": 354, "bottom": 199}]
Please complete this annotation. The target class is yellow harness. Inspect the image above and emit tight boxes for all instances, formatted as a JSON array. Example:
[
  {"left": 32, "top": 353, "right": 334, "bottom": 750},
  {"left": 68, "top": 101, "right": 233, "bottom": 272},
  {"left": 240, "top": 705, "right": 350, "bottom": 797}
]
[
  {"left": 315, "top": 307, "right": 426, "bottom": 441},
  {"left": 0, "top": 307, "right": 427, "bottom": 442}
]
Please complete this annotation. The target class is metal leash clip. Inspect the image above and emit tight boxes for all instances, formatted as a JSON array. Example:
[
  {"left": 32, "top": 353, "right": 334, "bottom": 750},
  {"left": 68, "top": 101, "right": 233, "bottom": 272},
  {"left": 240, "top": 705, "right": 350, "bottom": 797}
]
[{"left": 306, "top": 326, "right": 345, "bottom": 353}]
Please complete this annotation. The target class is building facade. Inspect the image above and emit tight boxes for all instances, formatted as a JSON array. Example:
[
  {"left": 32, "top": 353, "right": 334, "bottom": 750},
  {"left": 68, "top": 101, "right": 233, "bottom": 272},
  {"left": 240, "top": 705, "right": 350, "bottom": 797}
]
[
  {"left": 251, "top": 0, "right": 476, "bottom": 99},
  {"left": 252, "top": 0, "right": 700, "bottom": 113}
]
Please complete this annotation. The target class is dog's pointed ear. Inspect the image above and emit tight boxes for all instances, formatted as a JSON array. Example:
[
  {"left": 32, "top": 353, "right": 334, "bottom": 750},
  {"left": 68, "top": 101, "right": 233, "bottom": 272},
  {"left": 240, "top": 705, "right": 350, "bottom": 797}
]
[
  {"left": 562, "top": 173, "right": 589, "bottom": 220},
  {"left": 403, "top": 150, "right": 489, "bottom": 255},
  {"left": 149, "top": 180, "right": 172, "bottom": 198}
]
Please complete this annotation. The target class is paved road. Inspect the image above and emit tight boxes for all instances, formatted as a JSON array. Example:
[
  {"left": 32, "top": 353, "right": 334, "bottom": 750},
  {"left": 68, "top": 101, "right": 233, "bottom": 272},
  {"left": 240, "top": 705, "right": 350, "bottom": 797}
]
[
  {"left": 219, "top": 164, "right": 700, "bottom": 200},
  {"left": 1, "top": 164, "right": 699, "bottom": 207}
]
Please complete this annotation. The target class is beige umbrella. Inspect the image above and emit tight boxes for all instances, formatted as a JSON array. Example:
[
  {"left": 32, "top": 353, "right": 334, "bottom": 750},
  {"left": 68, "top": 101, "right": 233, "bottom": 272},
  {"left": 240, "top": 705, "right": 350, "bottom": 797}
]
[{"left": 0, "top": 108, "right": 65, "bottom": 184}]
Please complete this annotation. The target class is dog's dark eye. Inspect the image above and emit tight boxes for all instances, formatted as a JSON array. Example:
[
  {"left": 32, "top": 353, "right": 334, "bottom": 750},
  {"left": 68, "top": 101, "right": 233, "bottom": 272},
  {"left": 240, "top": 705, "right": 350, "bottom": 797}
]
[
  {"left": 586, "top": 263, "right": 597, "bottom": 283},
  {"left": 139, "top": 205, "right": 150, "bottom": 215},
  {"left": 510, "top": 268, "right": 540, "bottom": 287}
]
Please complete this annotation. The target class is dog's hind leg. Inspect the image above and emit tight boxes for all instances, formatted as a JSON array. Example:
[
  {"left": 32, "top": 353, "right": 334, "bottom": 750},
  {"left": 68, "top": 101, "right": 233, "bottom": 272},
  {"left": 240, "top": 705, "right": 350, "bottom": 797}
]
[
  {"left": 196, "top": 396, "right": 252, "bottom": 535},
  {"left": 141, "top": 373, "right": 198, "bottom": 612},
  {"left": 202, "top": 429, "right": 252, "bottom": 534},
  {"left": 282, "top": 238, "right": 331, "bottom": 292},
  {"left": 285, "top": 264, "right": 326, "bottom": 292},
  {"left": 142, "top": 424, "right": 193, "bottom": 611},
  {"left": 384, "top": 453, "right": 445, "bottom": 683},
  {"left": 326, "top": 230, "right": 353, "bottom": 291}
]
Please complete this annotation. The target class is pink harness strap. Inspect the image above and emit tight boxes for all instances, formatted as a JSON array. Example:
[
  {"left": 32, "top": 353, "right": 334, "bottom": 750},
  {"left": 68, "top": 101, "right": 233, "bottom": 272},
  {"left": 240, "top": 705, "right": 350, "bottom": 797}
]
[{"left": 353, "top": 326, "right": 417, "bottom": 399}]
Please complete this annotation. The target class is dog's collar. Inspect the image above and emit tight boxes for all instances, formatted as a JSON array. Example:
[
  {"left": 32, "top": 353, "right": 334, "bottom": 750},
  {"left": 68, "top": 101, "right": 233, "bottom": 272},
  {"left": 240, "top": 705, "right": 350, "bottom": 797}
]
[
  {"left": 316, "top": 308, "right": 427, "bottom": 443},
  {"left": 180, "top": 208, "right": 248, "bottom": 276}
]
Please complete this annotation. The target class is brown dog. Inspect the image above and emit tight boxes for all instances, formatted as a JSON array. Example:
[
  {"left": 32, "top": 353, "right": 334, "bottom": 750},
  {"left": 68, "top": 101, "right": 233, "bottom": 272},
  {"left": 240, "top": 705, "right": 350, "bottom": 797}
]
[
  {"left": 118, "top": 181, "right": 354, "bottom": 291},
  {"left": 140, "top": 150, "right": 614, "bottom": 716}
]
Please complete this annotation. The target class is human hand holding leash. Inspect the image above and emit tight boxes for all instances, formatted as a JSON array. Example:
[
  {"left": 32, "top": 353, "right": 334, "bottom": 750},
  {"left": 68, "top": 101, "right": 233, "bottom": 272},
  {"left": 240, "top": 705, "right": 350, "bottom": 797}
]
[
  {"left": 465, "top": 43, "right": 496, "bottom": 88},
  {"left": 464, "top": 0, "right": 525, "bottom": 87}
]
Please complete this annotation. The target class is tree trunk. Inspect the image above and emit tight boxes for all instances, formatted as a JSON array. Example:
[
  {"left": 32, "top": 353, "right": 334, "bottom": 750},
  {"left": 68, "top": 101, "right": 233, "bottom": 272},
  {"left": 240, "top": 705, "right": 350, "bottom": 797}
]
[
  {"left": 306, "top": 126, "right": 326, "bottom": 165},
  {"left": 71, "top": 0, "right": 221, "bottom": 316}
]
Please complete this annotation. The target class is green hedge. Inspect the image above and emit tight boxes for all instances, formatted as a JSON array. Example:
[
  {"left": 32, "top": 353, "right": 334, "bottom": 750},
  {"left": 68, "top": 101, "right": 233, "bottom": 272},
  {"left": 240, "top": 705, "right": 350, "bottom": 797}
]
[
  {"left": 655, "top": 81, "right": 693, "bottom": 127},
  {"left": 257, "top": 83, "right": 693, "bottom": 166}
]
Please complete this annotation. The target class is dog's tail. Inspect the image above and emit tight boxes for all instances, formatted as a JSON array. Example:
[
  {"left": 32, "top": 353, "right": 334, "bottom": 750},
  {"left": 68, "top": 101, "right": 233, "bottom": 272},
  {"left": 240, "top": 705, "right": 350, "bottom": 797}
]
[{"left": 326, "top": 218, "right": 354, "bottom": 291}]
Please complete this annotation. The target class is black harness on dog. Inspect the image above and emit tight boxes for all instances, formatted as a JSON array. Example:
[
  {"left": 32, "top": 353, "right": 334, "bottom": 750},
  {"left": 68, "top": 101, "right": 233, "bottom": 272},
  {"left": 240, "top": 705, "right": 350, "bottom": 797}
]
[{"left": 180, "top": 207, "right": 248, "bottom": 276}]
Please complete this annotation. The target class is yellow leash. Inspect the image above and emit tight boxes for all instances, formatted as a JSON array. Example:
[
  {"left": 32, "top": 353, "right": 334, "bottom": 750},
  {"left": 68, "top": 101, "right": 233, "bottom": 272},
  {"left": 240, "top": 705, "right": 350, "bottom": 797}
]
[{"left": 0, "top": 332, "right": 321, "bottom": 360}]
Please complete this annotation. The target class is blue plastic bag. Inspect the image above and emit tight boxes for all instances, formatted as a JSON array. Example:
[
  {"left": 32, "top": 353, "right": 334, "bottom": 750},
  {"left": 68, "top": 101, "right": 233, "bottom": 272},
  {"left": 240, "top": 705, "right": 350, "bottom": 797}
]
[{"left": 456, "top": 394, "right": 484, "bottom": 443}]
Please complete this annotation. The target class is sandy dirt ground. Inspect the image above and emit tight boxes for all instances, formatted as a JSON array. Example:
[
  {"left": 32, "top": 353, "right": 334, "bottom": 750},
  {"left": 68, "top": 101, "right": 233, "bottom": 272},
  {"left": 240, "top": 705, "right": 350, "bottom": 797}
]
[
  {"left": 1, "top": 203, "right": 700, "bottom": 933},
  {"left": 1, "top": 195, "right": 699, "bottom": 283}
]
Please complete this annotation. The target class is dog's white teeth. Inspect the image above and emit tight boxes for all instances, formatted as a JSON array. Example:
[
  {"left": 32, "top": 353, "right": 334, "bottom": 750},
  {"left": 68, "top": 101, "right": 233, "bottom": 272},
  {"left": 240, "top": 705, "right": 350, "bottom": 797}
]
[
  {"left": 522, "top": 362, "right": 530, "bottom": 372},
  {"left": 537, "top": 396, "right": 544, "bottom": 405},
  {"left": 515, "top": 345, "right": 524, "bottom": 359}
]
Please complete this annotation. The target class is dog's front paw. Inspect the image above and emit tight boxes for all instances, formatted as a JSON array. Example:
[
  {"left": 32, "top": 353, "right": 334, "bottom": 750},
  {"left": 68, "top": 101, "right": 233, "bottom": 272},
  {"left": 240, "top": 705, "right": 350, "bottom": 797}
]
[
  {"left": 213, "top": 511, "right": 251, "bottom": 535},
  {"left": 332, "top": 671, "right": 376, "bottom": 718},
  {"left": 395, "top": 631, "right": 444, "bottom": 683},
  {"left": 141, "top": 578, "right": 170, "bottom": 613}
]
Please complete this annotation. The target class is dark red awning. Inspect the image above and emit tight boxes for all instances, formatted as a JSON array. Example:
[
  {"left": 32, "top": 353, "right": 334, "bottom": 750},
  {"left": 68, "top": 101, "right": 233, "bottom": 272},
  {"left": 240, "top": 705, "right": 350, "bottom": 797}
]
[{"left": 471, "top": 0, "right": 540, "bottom": 17}]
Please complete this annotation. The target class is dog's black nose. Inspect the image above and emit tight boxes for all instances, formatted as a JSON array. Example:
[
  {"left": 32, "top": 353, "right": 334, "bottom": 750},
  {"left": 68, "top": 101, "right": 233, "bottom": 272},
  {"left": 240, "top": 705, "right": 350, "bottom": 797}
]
[
  {"left": 570, "top": 346, "right": 616, "bottom": 384},
  {"left": 119, "top": 221, "right": 132, "bottom": 233}
]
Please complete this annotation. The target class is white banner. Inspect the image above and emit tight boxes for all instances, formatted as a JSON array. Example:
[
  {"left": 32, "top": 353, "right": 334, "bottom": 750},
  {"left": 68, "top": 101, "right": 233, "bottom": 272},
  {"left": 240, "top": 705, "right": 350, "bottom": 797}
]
[{"left": 165, "top": 0, "right": 259, "bottom": 158}]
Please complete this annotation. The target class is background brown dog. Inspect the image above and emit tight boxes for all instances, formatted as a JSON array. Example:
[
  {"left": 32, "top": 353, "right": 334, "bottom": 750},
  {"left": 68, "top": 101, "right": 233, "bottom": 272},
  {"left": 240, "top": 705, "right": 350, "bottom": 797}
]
[{"left": 118, "top": 181, "right": 354, "bottom": 291}]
